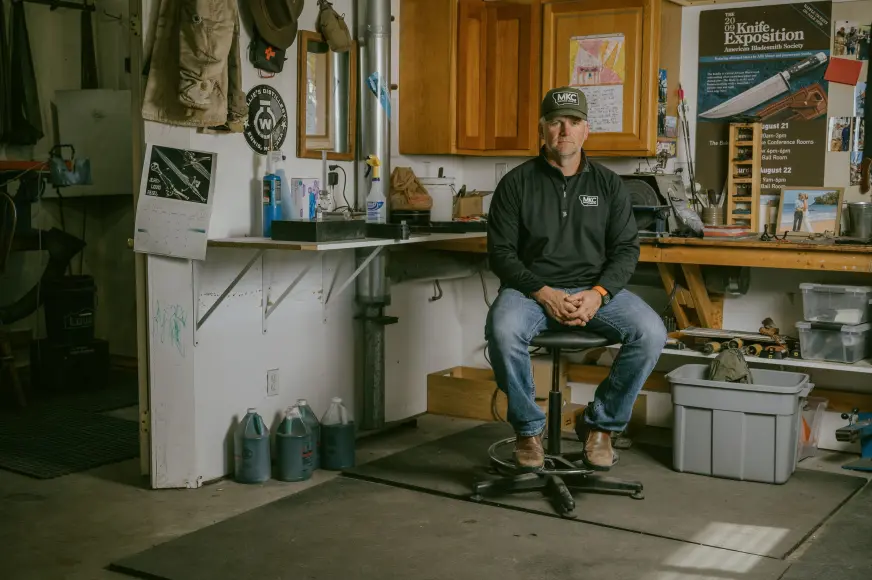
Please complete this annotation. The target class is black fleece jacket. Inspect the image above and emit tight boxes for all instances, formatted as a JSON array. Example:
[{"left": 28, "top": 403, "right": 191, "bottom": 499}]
[{"left": 486, "top": 150, "right": 639, "bottom": 297}]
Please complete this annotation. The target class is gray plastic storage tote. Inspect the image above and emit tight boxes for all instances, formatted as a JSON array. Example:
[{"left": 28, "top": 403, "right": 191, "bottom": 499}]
[{"left": 665, "top": 364, "right": 812, "bottom": 485}]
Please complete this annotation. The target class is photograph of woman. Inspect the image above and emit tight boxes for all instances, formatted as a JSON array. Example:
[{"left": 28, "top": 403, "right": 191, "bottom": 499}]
[{"left": 778, "top": 188, "right": 844, "bottom": 235}]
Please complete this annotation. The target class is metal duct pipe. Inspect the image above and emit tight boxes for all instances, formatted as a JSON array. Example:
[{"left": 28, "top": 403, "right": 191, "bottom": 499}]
[
  {"left": 332, "top": 50, "right": 351, "bottom": 154},
  {"left": 357, "top": 0, "right": 391, "bottom": 218},
  {"left": 354, "top": 0, "right": 393, "bottom": 432}
]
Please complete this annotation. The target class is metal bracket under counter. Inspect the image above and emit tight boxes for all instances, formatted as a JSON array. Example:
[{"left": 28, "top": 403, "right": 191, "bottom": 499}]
[{"left": 190, "top": 245, "right": 388, "bottom": 343}]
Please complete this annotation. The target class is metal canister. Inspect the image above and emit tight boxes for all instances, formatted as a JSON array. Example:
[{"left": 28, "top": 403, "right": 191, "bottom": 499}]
[{"left": 846, "top": 201, "right": 872, "bottom": 239}]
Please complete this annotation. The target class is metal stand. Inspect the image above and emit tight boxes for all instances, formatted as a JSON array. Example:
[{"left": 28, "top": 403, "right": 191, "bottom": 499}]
[
  {"left": 837, "top": 409, "right": 872, "bottom": 473},
  {"left": 471, "top": 336, "right": 644, "bottom": 519}
]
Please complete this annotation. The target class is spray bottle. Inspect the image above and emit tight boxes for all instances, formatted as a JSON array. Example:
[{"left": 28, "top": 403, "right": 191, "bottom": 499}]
[
  {"left": 262, "top": 149, "right": 283, "bottom": 237},
  {"left": 365, "top": 154, "right": 386, "bottom": 224}
]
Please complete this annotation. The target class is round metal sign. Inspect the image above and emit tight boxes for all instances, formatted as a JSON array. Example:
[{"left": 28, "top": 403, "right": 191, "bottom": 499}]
[{"left": 243, "top": 84, "right": 288, "bottom": 155}]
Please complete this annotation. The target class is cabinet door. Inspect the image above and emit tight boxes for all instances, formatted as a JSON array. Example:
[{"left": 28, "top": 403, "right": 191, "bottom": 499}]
[
  {"left": 485, "top": 2, "right": 540, "bottom": 152},
  {"left": 457, "top": 0, "right": 489, "bottom": 150},
  {"left": 542, "top": 0, "right": 659, "bottom": 156}
]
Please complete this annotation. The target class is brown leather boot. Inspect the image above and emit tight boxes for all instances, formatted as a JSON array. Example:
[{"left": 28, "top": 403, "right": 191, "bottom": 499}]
[
  {"left": 583, "top": 429, "right": 618, "bottom": 471},
  {"left": 513, "top": 431, "right": 544, "bottom": 470}
]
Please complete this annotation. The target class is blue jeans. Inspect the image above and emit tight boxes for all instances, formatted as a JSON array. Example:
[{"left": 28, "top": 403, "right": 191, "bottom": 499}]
[{"left": 485, "top": 287, "right": 667, "bottom": 437}]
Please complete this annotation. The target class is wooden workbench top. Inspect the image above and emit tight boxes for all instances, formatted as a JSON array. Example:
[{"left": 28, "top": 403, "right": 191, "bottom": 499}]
[{"left": 421, "top": 234, "right": 872, "bottom": 272}]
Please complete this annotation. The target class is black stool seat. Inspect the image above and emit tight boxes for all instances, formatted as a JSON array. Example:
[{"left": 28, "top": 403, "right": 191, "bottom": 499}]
[
  {"left": 472, "top": 327, "right": 644, "bottom": 518},
  {"left": 530, "top": 329, "right": 612, "bottom": 350}
]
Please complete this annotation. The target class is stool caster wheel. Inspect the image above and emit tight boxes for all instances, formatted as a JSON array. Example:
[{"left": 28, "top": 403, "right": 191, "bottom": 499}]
[
  {"left": 631, "top": 490, "right": 644, "bottom": 500},
  {"left": 470, "top": 494, "right": 483, "bottom": 502},
  {"left": 560, "top": 510, "right": 578, "bottom": 520}
]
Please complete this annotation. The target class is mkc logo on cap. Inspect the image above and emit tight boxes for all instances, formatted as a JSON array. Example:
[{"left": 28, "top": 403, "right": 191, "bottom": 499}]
[
  {"left": 579, "top": 195, "right": 598, "bottom": 207},
  {"left": 553, "top": 91, "right": 579, "bottom": 106}
]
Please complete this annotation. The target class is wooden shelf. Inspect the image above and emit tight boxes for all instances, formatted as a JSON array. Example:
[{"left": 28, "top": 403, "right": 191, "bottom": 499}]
[{"left": 725, "top": 122, "right": 762, "bottom": 231}]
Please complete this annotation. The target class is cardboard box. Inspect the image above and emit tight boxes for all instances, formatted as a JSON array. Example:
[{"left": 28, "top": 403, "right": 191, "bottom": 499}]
[
  {"left": 532, "top": 354, "right": 568, "bottom": 400},
  {"left": 287, "top": 177, "right": 320, "bottom": 220},
  {"left": 454, "top": 190, "right": 492, "bottom": 218},
  {"left": 427, "top": 366, "right": 568, "bottom": 423}
]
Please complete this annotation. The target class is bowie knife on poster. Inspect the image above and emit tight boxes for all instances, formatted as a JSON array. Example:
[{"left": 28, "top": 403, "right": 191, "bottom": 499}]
[{"left": 700, "top": 52, "right": 828, "bottom": 119}]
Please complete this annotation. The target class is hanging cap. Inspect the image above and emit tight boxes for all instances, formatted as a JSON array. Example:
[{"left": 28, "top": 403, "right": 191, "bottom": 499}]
[{"left": 248, "top": 0, "right": 305, "bottom": 50}]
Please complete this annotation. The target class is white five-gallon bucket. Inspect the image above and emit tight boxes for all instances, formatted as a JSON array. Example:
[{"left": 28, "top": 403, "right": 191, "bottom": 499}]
[{"left": 419, "top": 177, "right": 456, "bottom": 222}]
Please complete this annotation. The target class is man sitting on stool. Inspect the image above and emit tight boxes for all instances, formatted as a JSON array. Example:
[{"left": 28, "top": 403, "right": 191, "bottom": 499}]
[{"left": 485, "top": 86, "right": 667, "bottom": 471}]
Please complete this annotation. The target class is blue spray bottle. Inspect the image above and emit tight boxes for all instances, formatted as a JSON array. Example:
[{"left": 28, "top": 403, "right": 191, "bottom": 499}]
[{"left": 262, "top": 149, "right": 283, "bottom": 237}]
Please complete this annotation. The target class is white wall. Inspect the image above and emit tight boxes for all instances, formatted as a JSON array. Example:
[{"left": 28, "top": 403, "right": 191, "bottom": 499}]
[
  {"left": 146, "top": 0, "right": 467, "bottom": 486},
  {"left": 0, "top": 0, "right": 136, "bottom": 357}
]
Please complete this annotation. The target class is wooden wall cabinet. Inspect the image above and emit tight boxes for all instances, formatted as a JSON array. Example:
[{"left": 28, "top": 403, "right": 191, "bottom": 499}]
[
  {"left": 399, "top": 0, "right": 542, "bottom": 156},
  {"left": 542, "top": 0, "right": 681, "bottom": 157}
]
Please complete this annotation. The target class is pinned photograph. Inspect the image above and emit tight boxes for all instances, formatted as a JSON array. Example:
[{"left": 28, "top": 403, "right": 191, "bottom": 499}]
[
  {"left": 828, "top": 117, "right": 853, "bottom": 152},
  {"left": 835, "top": 21, "right": 862, "bottom": 59},
  {"left": 860, "top": 25, "right": 871, "bottom": 60},
  {"left": 851, "top": 152, "right": 863, "bottom": 185},
  {"left": 776, "top": 187, "right": 844, "bottom": 236},
  {"left": 856, "top": 81, "right": 866, "bottom": 117},
  {"left": 852, "top": 117, "right": 865, "bottom": 152}
]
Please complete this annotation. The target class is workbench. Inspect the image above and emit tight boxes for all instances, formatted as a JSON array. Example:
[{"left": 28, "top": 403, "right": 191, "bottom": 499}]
[{"left": 423, "top": 235, "right": 872, "bottom": 331}]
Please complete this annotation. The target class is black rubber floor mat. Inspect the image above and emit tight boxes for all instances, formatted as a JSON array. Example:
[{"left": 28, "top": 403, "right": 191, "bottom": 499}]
[
  {"left": 0, "top": 406, "right": 138, "bottom": 479},
  {"left": 341, "top": 422, "right": 867, "bottom": 559},
  {"left": 110, "top": 476, "right": 790, "bottom": 580},
  {"left": 781, "top": 480, "right": 872, "bottom": 580}
]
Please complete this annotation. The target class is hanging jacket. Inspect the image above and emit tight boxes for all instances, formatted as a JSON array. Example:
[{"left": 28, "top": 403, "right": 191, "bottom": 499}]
[
  {"left": 141, "top": 0, "right": 246, "bottom": 131},
  {"left": 8, "top": 1, "right": 43, "bottom": 145},
  {"left": 0, "top": 0, "right": 9, "bottom": 143}
]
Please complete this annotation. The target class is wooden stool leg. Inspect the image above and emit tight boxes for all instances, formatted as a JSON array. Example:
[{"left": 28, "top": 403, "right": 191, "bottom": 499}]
[{"left": 1, "top": 340, "right": 26, "bottom": 408}]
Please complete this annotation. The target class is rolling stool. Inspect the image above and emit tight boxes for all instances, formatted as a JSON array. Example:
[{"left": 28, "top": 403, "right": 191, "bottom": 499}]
[{"left": 471, "top": 329, "right": 644, "bottom": 519}]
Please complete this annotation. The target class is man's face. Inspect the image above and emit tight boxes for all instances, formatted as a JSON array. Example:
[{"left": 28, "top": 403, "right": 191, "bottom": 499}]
[{"left": 540, "top": 116, "right": 589, "bottom": 157}]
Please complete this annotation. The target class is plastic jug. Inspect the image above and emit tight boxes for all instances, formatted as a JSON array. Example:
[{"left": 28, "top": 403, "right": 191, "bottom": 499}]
[
  {"left": 276, "top": 406, "right": 313, "bottom": 482},
  {"left": 234, "top": 408, "right": 271, "bottom": 484},
  {"left": 296, "top": 398, "right": 321, "bottom": 469},
  {"left": 321, "top": 397, "right": 355, "bottom": 470}
]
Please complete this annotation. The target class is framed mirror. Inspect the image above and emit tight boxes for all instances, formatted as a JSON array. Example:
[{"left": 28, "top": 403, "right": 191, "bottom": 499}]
[{"left": 297, "top": 30, "right": 357, "bottom": 161}]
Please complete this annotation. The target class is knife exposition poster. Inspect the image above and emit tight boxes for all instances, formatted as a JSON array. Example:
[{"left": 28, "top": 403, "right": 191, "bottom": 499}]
[{"left": 697, "top": 2, "right": 832, "bottom": 196}]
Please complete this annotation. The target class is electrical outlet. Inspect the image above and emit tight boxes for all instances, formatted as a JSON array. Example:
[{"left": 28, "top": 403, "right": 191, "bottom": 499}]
[
  {"left": 495, "top": 163, "right": 508, "bottom": 187},
  {"left": 266, "top": 369, "right": 279, "bottom": 397}
]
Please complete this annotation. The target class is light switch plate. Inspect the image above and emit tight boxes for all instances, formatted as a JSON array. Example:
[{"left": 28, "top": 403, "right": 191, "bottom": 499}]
[{"left": 267, "top": 369, "right": 279, "bottom": 396}]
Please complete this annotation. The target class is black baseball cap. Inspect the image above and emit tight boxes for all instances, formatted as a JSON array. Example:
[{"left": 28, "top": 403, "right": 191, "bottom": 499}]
[{"left": 541, "top": 86, "right": 588, "bottom": 121}]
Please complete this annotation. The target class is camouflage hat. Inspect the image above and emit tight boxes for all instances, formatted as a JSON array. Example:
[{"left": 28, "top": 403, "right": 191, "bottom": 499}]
[{"left": 541, "top": 86, "right": 588, "bottom": 121}]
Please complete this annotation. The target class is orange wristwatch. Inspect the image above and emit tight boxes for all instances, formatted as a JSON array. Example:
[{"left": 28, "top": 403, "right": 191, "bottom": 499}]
[{"left": 592, "top": 285, "right": 610, "bottom": 305}]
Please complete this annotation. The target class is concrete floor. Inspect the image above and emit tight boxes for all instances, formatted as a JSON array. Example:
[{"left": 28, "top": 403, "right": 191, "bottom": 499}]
[{"left": 0, "top": 412, "right": 868, "bottom": 580}]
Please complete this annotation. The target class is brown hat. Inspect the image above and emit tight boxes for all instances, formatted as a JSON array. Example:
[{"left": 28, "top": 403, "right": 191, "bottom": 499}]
[{"left": 249, "top": 0, "right": 305, "bottom": 50}]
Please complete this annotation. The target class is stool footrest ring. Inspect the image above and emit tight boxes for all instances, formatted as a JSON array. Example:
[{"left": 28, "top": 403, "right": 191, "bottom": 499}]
[{"left": 473, "top": 435, "right": 645, "bottom": 517}]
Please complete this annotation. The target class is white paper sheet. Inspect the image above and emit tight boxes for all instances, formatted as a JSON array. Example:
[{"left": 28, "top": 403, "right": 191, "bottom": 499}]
[{"left": 134, "top": 144, "right": 217, "bottom": 261}]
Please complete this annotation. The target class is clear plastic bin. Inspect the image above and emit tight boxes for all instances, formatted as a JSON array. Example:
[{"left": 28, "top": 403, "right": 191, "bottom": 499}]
[
  {"left": 795, "top": 321, "right": 871, "bottom": 364},
  {"left": 665, "top": 364, "right": 812, "bottom": 484},
  {"left": 797, "top": 396, "right": 828, "bottom": 462},
  {"left": 800, "top": 283, "right": 872, "bottom": 325}
]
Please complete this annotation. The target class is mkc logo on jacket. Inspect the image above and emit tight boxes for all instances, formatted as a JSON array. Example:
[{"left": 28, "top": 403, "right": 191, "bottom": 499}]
[
  {"left": 579, "top": 195, "right": 598, "bottom": 207},
  {"left": 553, "top": 91, "right": 579, "bottom": 106}
]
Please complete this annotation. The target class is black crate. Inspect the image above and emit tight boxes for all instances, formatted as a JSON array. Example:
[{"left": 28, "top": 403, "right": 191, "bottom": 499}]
[{"left": 29, "top": 338, "right": 109, "bottom": 393}]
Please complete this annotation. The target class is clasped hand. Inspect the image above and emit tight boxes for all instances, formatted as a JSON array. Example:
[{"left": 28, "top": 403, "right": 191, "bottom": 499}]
[{"left": 533, "top": 287, "right": 601, "bottom": 326}]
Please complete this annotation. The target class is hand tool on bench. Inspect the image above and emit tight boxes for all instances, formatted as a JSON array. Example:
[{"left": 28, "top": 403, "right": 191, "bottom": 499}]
[{"left": 835, "top": 408, "right": 872, "bottom": 472}]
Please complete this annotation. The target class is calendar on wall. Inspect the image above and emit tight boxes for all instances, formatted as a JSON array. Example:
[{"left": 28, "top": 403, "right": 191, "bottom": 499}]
[{"left": 133, "top": 144, "right": 217, "bottom": 260}]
